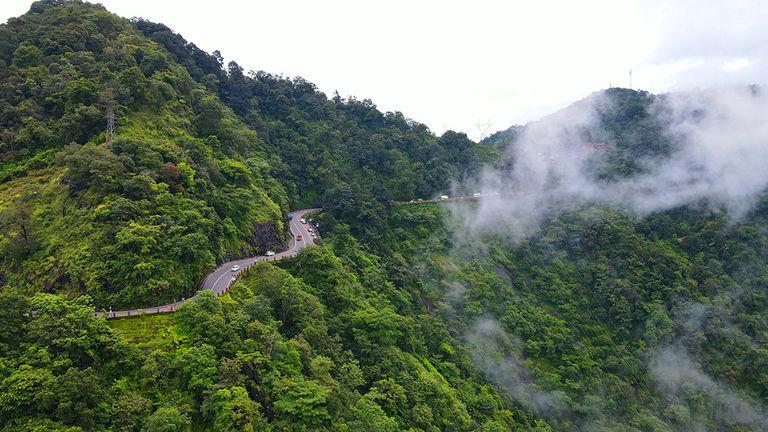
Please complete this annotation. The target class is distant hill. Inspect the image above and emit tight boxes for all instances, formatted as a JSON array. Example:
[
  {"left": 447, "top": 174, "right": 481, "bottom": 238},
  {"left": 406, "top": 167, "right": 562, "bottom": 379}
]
[
  {"left": 480, "top": 124, "right": 523, "bottom": 148},
  {"left": 483, "top": 88, "right": 675, "bottom": 177}
]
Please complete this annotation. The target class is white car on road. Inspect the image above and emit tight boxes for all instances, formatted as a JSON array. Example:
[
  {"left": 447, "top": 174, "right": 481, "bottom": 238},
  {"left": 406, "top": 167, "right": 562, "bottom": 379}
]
[
  {"left": 230, "top": 265, "right": 240, "bottom": 272},
  {"left": 265, "top": 251, "right": 275, "bottom": 256}
]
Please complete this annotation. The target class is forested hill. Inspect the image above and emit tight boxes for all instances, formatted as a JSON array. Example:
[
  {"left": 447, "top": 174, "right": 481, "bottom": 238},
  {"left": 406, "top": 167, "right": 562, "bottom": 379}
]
[
  {"left": 2, "top": 2, "right": 766, "bottom": 432},
  {"left": 482, "top": 88, "right": 675, "bottom": 179},
  {"left": 0, "top": 0, "right": 489, "bottom": 308},
  {"left": 134, "top": 18, "right": 500, "bottom": 242},
  {"left": 453, "top": 85, "right": 768, "bottom": 431},
  {"left": 0, "top": 3, "right": 550, "bottom": 431}
]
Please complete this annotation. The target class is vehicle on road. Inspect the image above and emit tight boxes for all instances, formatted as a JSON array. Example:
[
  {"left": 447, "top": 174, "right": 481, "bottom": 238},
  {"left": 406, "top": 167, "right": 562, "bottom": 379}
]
[
  {"left": 296, "top": 235, "right": 303, "bottom": 241},
  {"left": 440, "top": 195, "right": 449, "bottom": 200},
  {"left": 230, "top": 265, "right": 240, "bottom": 272},
  {"left": 300, "top": 218, "right": 307, "bottom": 224},
  {"left": 473, "top": 192, "right": 481, "bottom": 198},
  {"left": 265, "top": 251, "right": 275, "bottom": 256}
]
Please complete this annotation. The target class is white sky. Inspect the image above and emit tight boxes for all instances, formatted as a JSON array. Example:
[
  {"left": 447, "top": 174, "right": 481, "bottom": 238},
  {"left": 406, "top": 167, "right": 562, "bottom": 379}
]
[{"left": 2, "top": 0, "right": 767, "bottom": 140}]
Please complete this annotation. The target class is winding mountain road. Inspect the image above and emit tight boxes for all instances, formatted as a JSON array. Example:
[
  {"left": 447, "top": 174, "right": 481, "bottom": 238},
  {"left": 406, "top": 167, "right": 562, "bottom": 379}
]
[
  {"left": 100, "top": 196, "right": 469, "bottom": 319},
  {"left": 98, "top": 208, "right": 320, "bottom": 319}
]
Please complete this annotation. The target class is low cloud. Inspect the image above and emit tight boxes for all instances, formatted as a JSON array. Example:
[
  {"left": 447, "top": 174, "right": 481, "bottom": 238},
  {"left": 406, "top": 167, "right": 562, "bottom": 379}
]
[
  {"left": 650, "top": 346, "right": 767, "bottom": 430},
  {"left": 460, "top": 86, "right": 768, "bottom": 240},
  {"left": 465, "top": 317, "right": 568, "bottom": 417}
]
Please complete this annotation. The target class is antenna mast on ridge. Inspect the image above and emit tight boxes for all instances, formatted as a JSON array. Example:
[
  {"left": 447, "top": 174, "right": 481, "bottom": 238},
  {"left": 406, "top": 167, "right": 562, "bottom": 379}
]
[{"left": 629, "top": 68, "right": 633, "bottom": 89}]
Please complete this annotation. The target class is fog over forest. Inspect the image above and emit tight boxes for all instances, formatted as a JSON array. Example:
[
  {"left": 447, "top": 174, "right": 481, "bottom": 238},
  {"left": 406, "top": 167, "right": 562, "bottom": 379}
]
[{"left": 463, "top": 86, "right": 768, "bottom": 240}]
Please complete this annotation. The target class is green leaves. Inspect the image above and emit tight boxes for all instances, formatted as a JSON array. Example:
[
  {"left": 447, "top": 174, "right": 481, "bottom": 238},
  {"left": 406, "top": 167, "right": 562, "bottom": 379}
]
[
  {"left": 346, "top": 394, "right": 399, "bottom": 432},
  {"left": 27, "top": 293, "right": 118, "bottom": 368},
  {"left": 172, "top": 344, "right": 219, "bottom": 396},
  {"left": 143, "top": 406, "right": 192, "bottom": 432},
  {"left": 272, "top": 376, "right": 331, "bottom": 428},
  {"left": 0, "top": 365, "right": 55, "bottom": 420},
  {"left": 202, "top": 386, "right": 267, "bottom": 432},
  {"left": 116, "top": 221, "right": 160, "bottom": 254},
  {"left": 1, "top": 0, "right": 288, "bottom": 310},
  {"left": 11, "top": 43, "right": 43, "bottom": 68}
]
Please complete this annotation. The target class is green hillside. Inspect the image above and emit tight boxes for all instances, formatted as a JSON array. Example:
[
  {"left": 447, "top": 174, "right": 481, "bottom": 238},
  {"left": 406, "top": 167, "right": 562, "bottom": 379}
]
[
  {"left": 389, "top": 202, "right": 768, "bottom": 431},
  {"left": 0, "top": 0, "right": 286, "bottom": 308},
  {"left": 135, "top": 18, "right": 494, "bottom": 243},
  {"left": 0, "top": 0, "right": 486, "bottom": 308},
  {"left": 0, "top": 2, "right": 533, "bottom": 431},
  {"left": 0, "top": 1, "right": 766, "bottom": 432},
  {"left": 0, "top": 229, "right": 551, "bottom": 431}
]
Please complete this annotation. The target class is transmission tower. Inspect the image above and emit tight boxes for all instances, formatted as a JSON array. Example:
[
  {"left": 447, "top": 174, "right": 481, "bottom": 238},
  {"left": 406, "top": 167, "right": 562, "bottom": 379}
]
[
  {"left": 106, "top": 109, "right": 115, "bottom": 146},
  {"left": 475, "top": 120, "right": 492, "bottom": 141},
  {"left": 629, "top": 68, "right": 633, "bottom": 89},
  {"left": 100, "top": 86, "right": 117, "bottom": 146}
]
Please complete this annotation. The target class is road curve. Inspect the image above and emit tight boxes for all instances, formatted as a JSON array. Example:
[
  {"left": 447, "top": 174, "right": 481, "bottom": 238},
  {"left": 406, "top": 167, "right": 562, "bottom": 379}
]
[{"left": 98, "top": 208, "right": 320, "bottom": 319}]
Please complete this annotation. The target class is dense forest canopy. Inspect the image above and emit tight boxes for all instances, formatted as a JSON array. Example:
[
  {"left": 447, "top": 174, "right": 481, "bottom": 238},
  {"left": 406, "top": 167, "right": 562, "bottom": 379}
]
[{"left": 0, "top": 1, "right": 766, "bottom": 432}]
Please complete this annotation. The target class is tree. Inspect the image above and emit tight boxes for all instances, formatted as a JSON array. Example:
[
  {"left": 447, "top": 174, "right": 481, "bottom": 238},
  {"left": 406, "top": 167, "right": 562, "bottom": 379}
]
[
  {"left": 193, "top": 92, "right": 227, "bottom": 137},
  {"left": 0, "top": 290, "right": 28, "bottom": 351},
  {"left": 143, "top": 407, "right": 191, "bottom": 432},
  {"left": 12, "top": 43, "right": 43, "bottom": 68},
  {"left": 26, "top": 294, "right": 118, "bottom": 368},
  {"left": 202, "top": 386, "right": 268, "bottom": 432},
  {"left": 57, "top": 143, "right": 127, "bottom": 194},
  {"left": 111, "top": 393, "right": 153, "bottom": 432},
  {"left": 171, "top": 344, "right": 219, "bottom": 397},
  {"left": 1, "top": 197, "right": 37, "bottom": 263},
  {"left": 160, "top": 162, "right": 181, "bottom": 189},
  {"left": 272, "top": 376, "right": 331, "bottom": 428},
  {"left": 50, "top": 367, "right": 111, "bottom": 429},
  {"left": 1, "top": 417, "right": 84, "bottom": 432},
  {"left": 346, "top": 395, "right": 399, "bottom": 432},
  {"left": 0, "top": 365, "right": 55, "bottom": 420}
]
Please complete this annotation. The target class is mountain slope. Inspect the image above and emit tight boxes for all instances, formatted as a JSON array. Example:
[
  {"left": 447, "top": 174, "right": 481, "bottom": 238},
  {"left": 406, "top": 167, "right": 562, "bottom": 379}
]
[
  {"left": 2, "top": 2, "right": 766, "bottom": 432},
  {"left": 481, "top": 88, "right": 675, "bottom": 179},
  {"left": 134, "top": 19, "right": 497, "bottom": 243},
  {"left": 0, "top": 3, "right": 547, "bottom": 431},
  {"left": 424, "top": 86, "right": 768, "bottom": 431},
  {"left": 0, "top": 0, "right": 496, "bottom": 308},
  {"left": 395, "top": 202, "right": 768, "bottom": 431},
  {"left": 0, "top": 0, "right": 289, "bottom": 308}
]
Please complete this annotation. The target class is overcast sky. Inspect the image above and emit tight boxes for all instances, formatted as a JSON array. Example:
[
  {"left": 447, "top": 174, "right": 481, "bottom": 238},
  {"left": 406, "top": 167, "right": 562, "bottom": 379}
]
[{"left": 2, "top": 0, "right": 766, "bottom": 140}]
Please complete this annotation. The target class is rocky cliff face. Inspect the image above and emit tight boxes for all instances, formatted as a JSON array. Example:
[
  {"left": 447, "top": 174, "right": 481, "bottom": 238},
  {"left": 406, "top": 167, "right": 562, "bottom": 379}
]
[
  {"left": 250, "top": 221, "right": 285, "bottom": 253},
  {"left": 220, "top": 221, "right": 286, "bottom": 262}
]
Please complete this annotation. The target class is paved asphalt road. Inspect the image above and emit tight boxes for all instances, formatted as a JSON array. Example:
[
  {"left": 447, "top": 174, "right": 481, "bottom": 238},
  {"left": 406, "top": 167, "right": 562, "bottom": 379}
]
[
  {"left": 394, "top": 192, "right": 511, "bottom": 205},
  {"left": 98, "top": 208, "right": 320, "bottom": 319}
]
